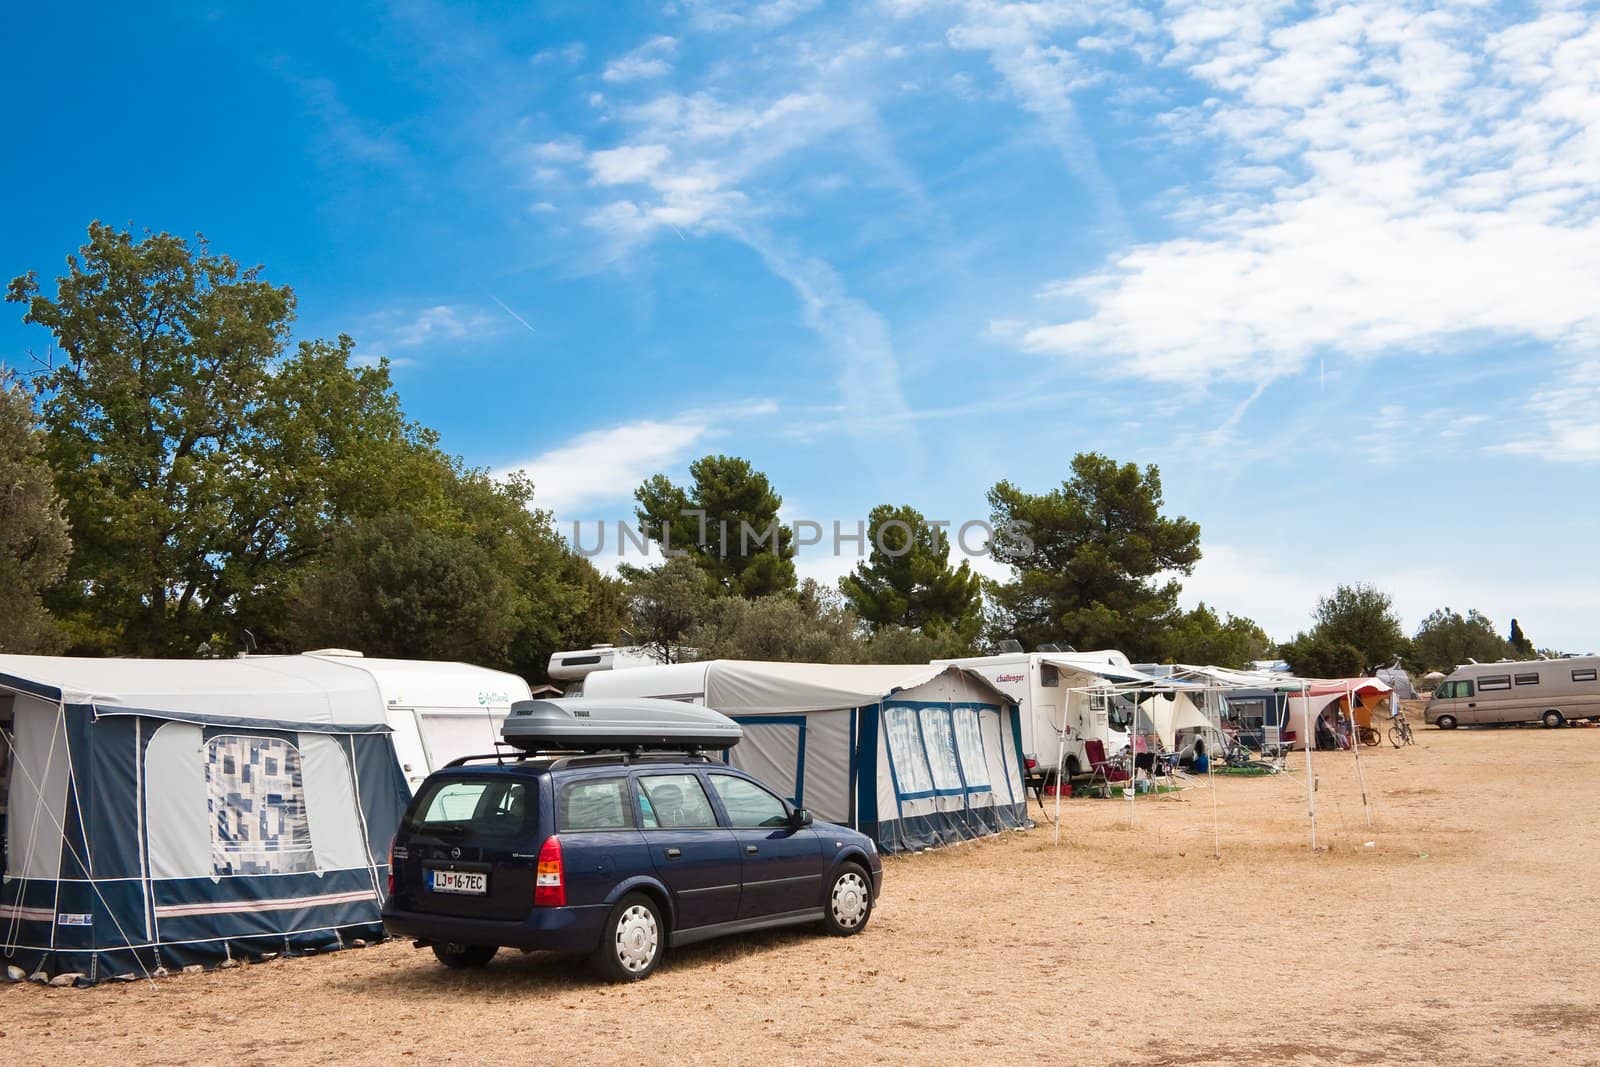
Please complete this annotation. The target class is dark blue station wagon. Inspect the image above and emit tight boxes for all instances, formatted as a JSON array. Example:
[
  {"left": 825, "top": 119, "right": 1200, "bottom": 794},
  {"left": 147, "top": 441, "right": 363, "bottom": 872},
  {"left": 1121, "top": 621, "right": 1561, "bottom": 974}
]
[{"left": 382, "top": 753, "right": 883, "bottom": 981}]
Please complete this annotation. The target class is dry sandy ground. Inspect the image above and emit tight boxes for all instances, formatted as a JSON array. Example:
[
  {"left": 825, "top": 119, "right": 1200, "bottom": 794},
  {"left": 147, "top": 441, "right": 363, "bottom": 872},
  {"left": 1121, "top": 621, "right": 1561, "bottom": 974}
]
[{"left": 8, "top": 721, "right": 1600, "bottom": 1065}]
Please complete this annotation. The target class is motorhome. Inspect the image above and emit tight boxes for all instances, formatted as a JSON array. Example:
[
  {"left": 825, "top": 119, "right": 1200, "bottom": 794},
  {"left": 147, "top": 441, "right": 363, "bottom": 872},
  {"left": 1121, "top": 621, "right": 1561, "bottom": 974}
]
[
  {"left": 1425, "top": 655, "right": 1600, "bottom": 729},
  {"left": 547, "top": 644, "right": 670, "bottom": 691},
  {"left": 932, "top": 651, "right": 1150, "bottom": 777}
]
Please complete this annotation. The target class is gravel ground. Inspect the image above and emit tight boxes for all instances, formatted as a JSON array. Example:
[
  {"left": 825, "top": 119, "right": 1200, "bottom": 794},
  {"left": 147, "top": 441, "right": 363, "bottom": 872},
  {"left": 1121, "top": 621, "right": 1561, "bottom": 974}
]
[{"left": 7, "top": 720, "right": 1600, "bottom": 1065}]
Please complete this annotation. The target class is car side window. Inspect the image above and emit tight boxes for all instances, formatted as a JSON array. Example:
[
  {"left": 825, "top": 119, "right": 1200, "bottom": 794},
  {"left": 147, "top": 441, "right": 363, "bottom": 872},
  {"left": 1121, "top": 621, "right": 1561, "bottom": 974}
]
[
  {"left": 558, "top": 778, "right": 633, "bottom": 831},
  {"left": 636, "top": 773, "right": 720, "bottom": 830},
  {"left": 709, "top": 774, "right": 790, "bottom": 829}
]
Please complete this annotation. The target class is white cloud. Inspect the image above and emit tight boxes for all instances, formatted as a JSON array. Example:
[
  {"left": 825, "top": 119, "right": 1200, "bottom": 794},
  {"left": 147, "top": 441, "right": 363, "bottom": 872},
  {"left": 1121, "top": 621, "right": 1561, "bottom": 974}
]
[
  {"left": 501, "top": 399, "right": 780, "bottom": 515},
  {"left": 1001, "top": 3, "right": 1600, "bottom": 383},
  {"left": 602, "top": 36, "right": 679, "bottom": 83},
  {"left": 362, "top": 304, "right": 501, "bottom": 350},
  {"left": 1492, "top": 360, "right": 1600, "bottom": 463}
]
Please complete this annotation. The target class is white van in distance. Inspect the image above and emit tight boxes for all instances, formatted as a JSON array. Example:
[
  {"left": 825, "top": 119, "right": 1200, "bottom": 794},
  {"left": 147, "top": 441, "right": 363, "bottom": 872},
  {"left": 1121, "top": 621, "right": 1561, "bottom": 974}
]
[{"left": 1424, "top": 655, "right": 1600, "bottom": 729}]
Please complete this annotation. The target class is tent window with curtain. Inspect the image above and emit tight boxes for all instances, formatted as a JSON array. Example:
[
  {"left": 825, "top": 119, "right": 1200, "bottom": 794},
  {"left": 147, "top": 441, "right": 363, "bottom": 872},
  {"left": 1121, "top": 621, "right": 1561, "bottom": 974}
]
[
  {"left": 917, "top": 707, "right": 963, "bottom": 794},
  {"left": 206, "top": 735, "right": 316, "bottom": 877},
  {"left": 885, "top": 706, "right": 934, "bottom": 797},
  {"left": 952, "top": 707, "right": 990, "bottom": 790}
]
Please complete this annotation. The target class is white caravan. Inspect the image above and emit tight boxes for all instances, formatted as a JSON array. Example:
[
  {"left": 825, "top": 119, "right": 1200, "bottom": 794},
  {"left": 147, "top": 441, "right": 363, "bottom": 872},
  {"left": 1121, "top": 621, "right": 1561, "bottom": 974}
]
[
  {"left": 933, "top": 651, "right": 1149, "bottom": 777},
  {"left": 298, "top": 651, "right": 531, "bottom": 790}
]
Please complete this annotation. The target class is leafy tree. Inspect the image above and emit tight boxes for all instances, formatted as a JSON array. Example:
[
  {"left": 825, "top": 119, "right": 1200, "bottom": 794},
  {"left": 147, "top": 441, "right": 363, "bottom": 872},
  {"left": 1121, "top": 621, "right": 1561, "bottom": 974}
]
[
  {"left": 1509, "top": 618, "right": 1535, "bottom": 658},
  {"left": 1410, "top": 608, "right": 1513, "bottom": 674},
  {"left": 635, "top": 454, "right": 795, "bottom": 598},
  {"left": 1160, "top": 603, "right": 1273, "bottom": 668},
  {"left": 1278, "top": 633, "right": 1365, "bottom": 678},
  {"left": 861, "top": 624, "right": 977, "bottom": 664},
  {"left": 288, "top": 470, "right": 627, "bottom": 682},
  {"left": 625, "top": 554, "right": 716, "bottom": 664},
  {"left": 0, "top": 375, "right": 72, "bottom": 652},
  {"left": 8, "top": 223, "right": 428, "bottom": 655},
  {"left": 287, "top": 512, "right": 520, "bottom": 662},
  {"left": 1307, "top": 583, "right": 1409, "bottom": 671},
  {"left": 986, "top": 453, "right": 1201, "bottom": 658},
  {"left": 688, "top": 580, "right": 861, "bottom": 663},
  {"left": 839, "top": 504, "right": 982, "bottom": 641}
]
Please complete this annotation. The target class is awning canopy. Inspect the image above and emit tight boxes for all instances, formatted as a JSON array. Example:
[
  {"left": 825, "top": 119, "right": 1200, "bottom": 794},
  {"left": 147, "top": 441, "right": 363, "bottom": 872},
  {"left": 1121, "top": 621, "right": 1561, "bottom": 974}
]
[
  {"left": 701, "top": 661, "right": 1013, "bottom": 714},
  {"left": 0, "top": 654, "right": 389, "bottom": 728}
]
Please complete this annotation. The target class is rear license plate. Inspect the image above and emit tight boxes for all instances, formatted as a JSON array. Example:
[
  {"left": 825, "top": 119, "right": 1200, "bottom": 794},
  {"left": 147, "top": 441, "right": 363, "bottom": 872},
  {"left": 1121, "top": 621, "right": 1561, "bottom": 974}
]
[{"left": 429, "top": 869, "right": 488, "bottom": 895}]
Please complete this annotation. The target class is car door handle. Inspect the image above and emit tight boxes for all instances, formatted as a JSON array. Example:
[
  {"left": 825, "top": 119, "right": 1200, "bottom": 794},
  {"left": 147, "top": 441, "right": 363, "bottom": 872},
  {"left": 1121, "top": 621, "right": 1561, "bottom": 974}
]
[
  {"left": 1467, "top": 703, "right": 1476, "bottom": 708},
  {"left": 664, "top": 848, "right": 681, "bottom": 859},
  {"left": 745, "top": 845, "right": 759, "bottom": 855}
]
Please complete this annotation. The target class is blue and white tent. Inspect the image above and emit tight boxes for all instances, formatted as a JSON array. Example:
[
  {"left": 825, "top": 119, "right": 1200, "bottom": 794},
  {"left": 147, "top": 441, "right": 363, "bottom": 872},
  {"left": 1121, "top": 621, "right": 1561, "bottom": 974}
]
[
  {"left": 583, "top": 661, "right": 1031, "bottom": 853},
  {"left": 0, "top": 655, "right": 411, "bottom": 983}
]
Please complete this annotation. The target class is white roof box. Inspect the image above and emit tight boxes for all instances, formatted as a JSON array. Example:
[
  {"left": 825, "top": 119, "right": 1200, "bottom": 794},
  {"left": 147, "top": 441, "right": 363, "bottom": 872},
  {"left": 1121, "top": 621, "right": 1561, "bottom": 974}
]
[{"left": 500, "top": 697, "right": 742, "bottom": 753}]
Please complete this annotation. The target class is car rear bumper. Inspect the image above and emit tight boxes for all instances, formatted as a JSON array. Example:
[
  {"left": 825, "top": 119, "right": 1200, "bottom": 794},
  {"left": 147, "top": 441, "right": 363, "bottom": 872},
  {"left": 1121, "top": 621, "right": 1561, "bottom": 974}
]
[{"left": 382, "top": 902, "right": 609, "bottom": 952}]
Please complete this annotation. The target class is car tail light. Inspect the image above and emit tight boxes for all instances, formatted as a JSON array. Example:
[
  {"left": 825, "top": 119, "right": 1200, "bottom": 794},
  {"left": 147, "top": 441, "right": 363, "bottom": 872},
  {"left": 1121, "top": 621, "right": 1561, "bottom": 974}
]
[{"left": 534, "top": 836, "right": 565, "bottom": 907}]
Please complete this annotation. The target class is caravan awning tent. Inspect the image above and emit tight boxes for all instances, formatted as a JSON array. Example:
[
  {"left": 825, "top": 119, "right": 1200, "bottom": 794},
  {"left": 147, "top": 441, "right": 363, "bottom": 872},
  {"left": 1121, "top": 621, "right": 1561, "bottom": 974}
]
[
  {"left": 0, "top": 655, "right": 412, "bottom": 983},
  {"left": 587, "top": 661, "right": 1031, "bottom": 853}
]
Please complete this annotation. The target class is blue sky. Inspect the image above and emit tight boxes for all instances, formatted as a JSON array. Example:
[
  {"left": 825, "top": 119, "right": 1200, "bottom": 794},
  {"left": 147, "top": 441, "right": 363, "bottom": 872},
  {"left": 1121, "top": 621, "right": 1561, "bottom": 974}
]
[{"left": 4, "top": 1, "right": 1598, "bottom": 650}]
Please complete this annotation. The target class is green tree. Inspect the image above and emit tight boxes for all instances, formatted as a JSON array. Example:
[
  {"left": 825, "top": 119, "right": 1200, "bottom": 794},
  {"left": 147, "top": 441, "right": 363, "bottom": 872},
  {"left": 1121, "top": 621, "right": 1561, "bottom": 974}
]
[
  {"left": 1509, "top": 618, "right": 1535, "bottom": 658},
  {"left": 1160, "top": 603, "right": 1273, "bottom": 668},
  {"left": 635, "top": 454, "right": 795, "bottom": 598},
  {"left": 1307, "top": 583, "right": 1408, "bottom": 672},
  {"left": 861, "top": 624, "right": 977, "bottom": 663},
  {"left": 625, "top": 554, "right": 716, "bottom": 664},
  {"left": 839, "top": 503, "right": 982, "bottom": 642},
  {"left": 287, "top": 469, "right": 627, "bottom": 682},
  {"left": 1278, "top": 633, "right": 1366, "bottom": 678},
  {"left": 688, "top": 580, "right": 861, "bottom": 663},
  {"left": 0, "top": 375, "right": 72, "bottom": 652},
  {"left": 986, "top": 453, "right": 1201, "bottom": 658},
  {"left": 1410, "top": 608, "right": 1513, "bottom": 674},
  {"left": 8, "top": 223, "right": 427, "bottom": 655}
]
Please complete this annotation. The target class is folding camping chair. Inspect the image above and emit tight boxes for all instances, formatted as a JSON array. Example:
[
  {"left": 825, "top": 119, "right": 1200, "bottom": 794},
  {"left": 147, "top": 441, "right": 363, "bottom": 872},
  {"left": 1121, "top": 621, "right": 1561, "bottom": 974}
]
[{"left": 1084, "top": 739, "right": 1130, "bottom": 795}]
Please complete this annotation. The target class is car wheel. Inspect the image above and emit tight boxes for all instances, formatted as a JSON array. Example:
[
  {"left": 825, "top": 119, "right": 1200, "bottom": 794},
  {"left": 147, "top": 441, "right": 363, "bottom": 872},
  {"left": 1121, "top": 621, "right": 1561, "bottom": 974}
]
[
  {"left": 820, "top": 864, "right": 873, "bottom": 937},
  {"left": 1435, "top": 715, "right": 1457, "bottom": 730},
  {"left": 592, "top": 893, "right": 663, "bottom": 983},
  {"left": 431, "top": 942, "right": 497, "bottom": 969},
  {"left": 1543, "top": 710, "right": 1565, "bottom": 729}
]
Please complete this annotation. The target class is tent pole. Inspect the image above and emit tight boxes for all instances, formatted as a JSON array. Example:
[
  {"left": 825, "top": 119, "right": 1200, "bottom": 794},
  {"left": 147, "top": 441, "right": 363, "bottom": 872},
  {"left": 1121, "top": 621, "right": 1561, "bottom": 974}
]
[
  {"left": 1208, "top": 686, "right": 1220, "bottom": 859},
  {"left": 1302, "top": 682, "right": 1317, "bottom": 850},
  {"left": 1053, "top": 721, "right": 1066, "bottom": 847},
  {"left": 1348, "top": 682, "right": 1374, "bottom": 830}
]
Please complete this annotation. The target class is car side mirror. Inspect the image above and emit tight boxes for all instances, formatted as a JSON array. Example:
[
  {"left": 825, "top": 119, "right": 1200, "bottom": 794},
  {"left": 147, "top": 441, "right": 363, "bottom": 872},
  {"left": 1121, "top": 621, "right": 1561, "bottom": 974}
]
[{"left": 790, "top": 807, "right": 813, "bottom": 828}]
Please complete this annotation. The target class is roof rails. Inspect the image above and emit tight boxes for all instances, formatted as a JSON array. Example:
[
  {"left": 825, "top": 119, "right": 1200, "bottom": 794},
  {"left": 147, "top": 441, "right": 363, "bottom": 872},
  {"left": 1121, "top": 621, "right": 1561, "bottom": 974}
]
[{"left": 443, "top": 749, "right": 719, "bottom": 772}]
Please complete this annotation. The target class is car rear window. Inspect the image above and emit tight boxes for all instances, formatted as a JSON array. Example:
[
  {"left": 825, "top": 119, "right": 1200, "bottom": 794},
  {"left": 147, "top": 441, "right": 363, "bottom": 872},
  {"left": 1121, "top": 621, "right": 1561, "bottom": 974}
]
[{"left": 403, "top": 776, "right": 535, "bottom": 839}]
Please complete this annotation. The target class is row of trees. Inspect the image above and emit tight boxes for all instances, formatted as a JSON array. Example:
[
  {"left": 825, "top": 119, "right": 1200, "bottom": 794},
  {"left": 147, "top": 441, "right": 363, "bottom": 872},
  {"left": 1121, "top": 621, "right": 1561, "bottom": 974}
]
[
  {"left": 0, "top": 223, "right": 1554, "bottom": 680},
  {"left": 1278, "top": 583, "right": 1539, "bottom": 677},
  {"left": 2, "top": 224, "right": 623, "bottom": 679}
]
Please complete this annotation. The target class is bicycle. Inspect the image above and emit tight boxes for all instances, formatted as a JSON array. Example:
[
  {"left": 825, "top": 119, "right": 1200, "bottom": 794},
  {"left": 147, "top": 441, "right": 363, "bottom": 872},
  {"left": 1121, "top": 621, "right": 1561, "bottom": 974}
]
[
  {"left": 1388, "top": 712, "right": 1415, "bottom": 748},
  {"left": 1356, "top": 723, "right": 1381, "bottom": 747}
]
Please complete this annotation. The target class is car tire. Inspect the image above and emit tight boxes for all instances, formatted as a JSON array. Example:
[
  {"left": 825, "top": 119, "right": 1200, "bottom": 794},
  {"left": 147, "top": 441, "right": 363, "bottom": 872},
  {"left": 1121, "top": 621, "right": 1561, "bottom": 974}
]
[
  {"left": 1435, "top": 715, "right": 1457, "bottom": 730},
  {"left": 431, "top": 942, "right": 497, "bottom": 969},
  {"left": 1543, "top": 710, "right": 1565, "bottom": 729},
  {"left": 592, "top": 893, "right": 663, "bottom": 983},
  {"left": 819, "top": 863, "right": 873, "bottom": 937}
]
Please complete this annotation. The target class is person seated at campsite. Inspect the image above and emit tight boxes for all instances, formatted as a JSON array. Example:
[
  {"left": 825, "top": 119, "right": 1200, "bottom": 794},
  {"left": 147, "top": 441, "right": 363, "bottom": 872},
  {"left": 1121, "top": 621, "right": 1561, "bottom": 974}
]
[
  {"left": 1132, "top": 729, "right": 1156, "bottom": 775},
  {"left": 1188, "top": 736, "right": 1209, "bottom": 774},
  {"left": 1315, "top": 714, "right": 1339, "bottom": 751}
]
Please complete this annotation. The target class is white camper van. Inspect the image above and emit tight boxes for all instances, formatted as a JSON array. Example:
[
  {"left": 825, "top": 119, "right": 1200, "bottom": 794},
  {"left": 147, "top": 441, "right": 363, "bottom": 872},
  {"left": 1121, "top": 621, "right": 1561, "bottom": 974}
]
[
  {"left": 547, "top": 644, "right": 670, "bottom": 691},
  {"left": 299, "top": 651, "right": 531, "bottom": 789},
  {"left": 1424, "top": 655, "right": 1600, "bottom": 729},
  {"left": 933, "top": 651, "right": 1148, "bottom": 777}
]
